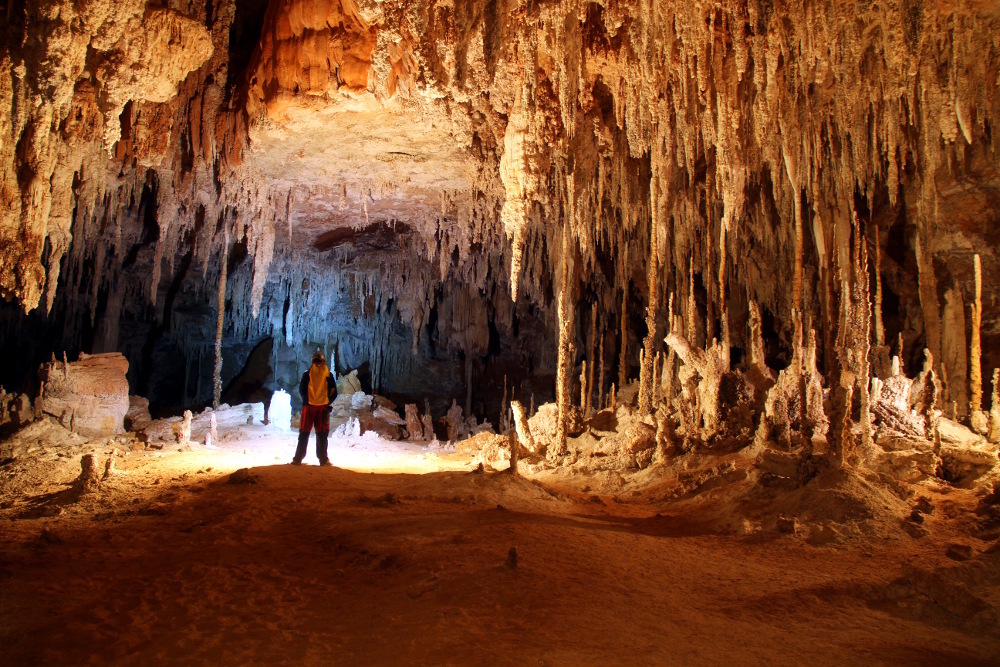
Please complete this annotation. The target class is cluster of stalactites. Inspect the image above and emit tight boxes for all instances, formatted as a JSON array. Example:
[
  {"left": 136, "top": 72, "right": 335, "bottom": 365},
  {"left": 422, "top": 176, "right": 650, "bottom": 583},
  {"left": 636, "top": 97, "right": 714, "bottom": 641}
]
[
  {"left": 497, "top": 0, "right": 999, "bottom": 333},
  {"left": 0, "top": 0, "right": 219, "bottom": 314}
]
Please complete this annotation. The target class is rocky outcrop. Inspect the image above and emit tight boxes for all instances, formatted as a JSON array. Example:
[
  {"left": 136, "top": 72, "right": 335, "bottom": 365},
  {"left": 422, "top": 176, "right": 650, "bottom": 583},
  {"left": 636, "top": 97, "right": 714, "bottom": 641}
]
[{"left": 35, "top": 353, "right": 129, "bottom": 437}]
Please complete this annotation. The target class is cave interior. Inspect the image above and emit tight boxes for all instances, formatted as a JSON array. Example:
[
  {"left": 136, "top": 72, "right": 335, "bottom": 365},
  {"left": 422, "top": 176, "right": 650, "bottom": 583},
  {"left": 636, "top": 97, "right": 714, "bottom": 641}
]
[{"left": 2, "top": 0, "right": 1000, "bottom": 663}]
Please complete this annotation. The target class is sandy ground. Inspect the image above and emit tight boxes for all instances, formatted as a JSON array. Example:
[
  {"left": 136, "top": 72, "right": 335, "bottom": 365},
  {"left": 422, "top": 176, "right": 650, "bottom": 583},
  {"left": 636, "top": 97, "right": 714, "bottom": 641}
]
[{"left": 2, "top": 422, "right": 1000, "bottom": 666}]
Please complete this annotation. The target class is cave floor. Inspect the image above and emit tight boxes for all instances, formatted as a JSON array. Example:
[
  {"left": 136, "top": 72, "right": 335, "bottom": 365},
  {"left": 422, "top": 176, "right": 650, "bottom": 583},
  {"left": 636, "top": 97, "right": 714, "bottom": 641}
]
[{"left": 2, "top": 426, "right": 1000, "bottom": 665}]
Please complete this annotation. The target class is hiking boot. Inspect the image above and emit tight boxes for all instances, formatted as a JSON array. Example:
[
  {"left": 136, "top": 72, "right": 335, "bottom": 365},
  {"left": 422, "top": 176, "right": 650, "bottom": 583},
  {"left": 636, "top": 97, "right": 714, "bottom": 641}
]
[
  {"left": 290, "top": 460, "right": 303, "bottom": 466},
  {"left": 319, "top": 460, "right": 333, "bottom": 467}
]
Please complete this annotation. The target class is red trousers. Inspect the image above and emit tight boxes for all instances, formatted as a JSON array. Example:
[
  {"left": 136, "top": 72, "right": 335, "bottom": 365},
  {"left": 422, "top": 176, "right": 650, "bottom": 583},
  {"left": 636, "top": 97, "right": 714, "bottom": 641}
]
[
  {"left": 300, "top": 403, "right": 330, "bottom": 434},
  {"left": 294, "top": 404, "right": 331, "bottom": 464}
]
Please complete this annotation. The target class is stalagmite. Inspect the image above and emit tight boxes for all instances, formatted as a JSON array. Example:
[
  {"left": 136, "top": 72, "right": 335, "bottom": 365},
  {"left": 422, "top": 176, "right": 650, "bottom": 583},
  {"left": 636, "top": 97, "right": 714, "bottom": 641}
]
[
  {"left": 970, "top": 254, "right": 985, "bottom": 432},
  {"left": 585, "top": 303, "right": 596, "bottom": 418},
  {"left": 75, "top": 454, "right": 101, "bottom": 493},
  {"left": 663, "top": 328, "right": 728, "bottom": 435},
  {"left": 856, "top": 230, "right": 874, "bottom": 459},
  {"left": 638, "top": 212, "right": 659, "bottom": 415},
  {"left": 915, "top": 233, "right": 944, "bottom": 384},
  {"left": 507, "top": 427, "right": 520, "bottom": 475},
  {"left": 596, "top": 335, "right": 605, "bottom": 417},
  {"left": 792, "top": 191, "right": 804, "bottom": 312},
  {"left": 747, "top": 301, "right": 773, "bottom": 383},
  {"left": 753, "top": 310, "right": 804, "bottom": 454},
  {"left": 871, "top": 235, "right": 891, "bottom": 379},
  {"left": 873, "top": 238, "right": 885, "bottom": 349},
  {"left": 554, "top": 219, "right": 575, "bottom": 458},
  {"left": 213, "top": 241, "right": 228, "bottom": 410},
  {"left": 830, "top": 279, "right": 855, "bottom": 466},
  {"left": 617, "top": 290, "right": 627, "bottom": 393},
  {"left": 510, "top": 400, "right": 537, "bottom": 456},
  {"left": 464, "top": 356, "right": 473, "bottom": 418},
  {"left": 989, "top": 369, "right": 1000, "bottom": 444},
  {"left": 942, "top": 286, "right": 968, "bottom": 420},
  {"left": 686, "top": 258, "right": 697, "bottom": 346}
]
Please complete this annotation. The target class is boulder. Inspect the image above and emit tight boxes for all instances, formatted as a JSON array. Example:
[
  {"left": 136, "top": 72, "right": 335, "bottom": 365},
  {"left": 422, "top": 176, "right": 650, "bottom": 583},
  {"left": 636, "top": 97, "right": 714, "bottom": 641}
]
[
  {"left": 336, "top": 370, "right": 362, "bottom": 396},
  {"left": 934, "top": 417, "right": 999, "bottom": 484},
  {"left": 619, "top": 421, "right": 656, "bottom": 454},
  {"left": 585, "top": 408, "right": 618, "bottom": 433},
  {"left": 456, "top": 432, "right": 510, "bottom": 466},
  {"left": 617, "top": 382, "right": 640, "bottom": 407},
  {"left": 125, "top": 395, "right": 151, "bottom": 431},
  {"left": 527, "top": 402, "right": 584, "bottom": 451},
  {"left": 373, "top": 395, "right": 397, "bottom": 411},
  {"left": 331, "top": 394, "right": 354, "bottom": 418},
  {"left": 937, "top": 418, "right": 986, "bottom": 447},
  {"left": 874, "top": 449, "right": 938, "bottom": 483},
  {"left": 356, "top": 412, "right": 402, "bottom": 440},
  {"left": 373, "top": 405, "right": 405, "bottom": 427},
  {"left": 756, "top": 449, "right": 805, "bottom": 480},
  {"left": 36, "top": 353, "right": 129, "bottom": 437},
  {"left": 351, "top": 391, "right": 372, "bottom": 411}
]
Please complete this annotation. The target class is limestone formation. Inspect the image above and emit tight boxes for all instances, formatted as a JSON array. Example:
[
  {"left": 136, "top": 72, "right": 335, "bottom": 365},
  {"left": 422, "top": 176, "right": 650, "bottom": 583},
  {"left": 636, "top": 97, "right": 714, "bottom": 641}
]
[
  {"left": 75, "top": 454, "right": 101, "bottom": 493},
  {"left": 404, "top": 403, "right": 425, "bottom": 441},
  {"left": 36, "top": 353, "right": 129, "bottom": 438},
  {"left": 510, "top": 400, "right": 538, "bottom": 456},
  {"left": 124, "top": 396, "right": 151, "bottom": 432}
]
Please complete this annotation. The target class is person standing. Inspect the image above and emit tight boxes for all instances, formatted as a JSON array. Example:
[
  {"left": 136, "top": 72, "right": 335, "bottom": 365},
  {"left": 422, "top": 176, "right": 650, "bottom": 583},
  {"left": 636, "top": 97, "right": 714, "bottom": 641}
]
[{"left": 293, "top": 350, "right": 335, "bottom": 465}]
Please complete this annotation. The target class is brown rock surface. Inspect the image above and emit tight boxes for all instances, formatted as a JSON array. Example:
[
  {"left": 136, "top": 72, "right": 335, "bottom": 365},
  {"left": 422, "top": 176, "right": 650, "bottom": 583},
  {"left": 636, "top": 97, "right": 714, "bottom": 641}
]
[{"left": 35, "top": 353, "right": 129, "bottom": 437}]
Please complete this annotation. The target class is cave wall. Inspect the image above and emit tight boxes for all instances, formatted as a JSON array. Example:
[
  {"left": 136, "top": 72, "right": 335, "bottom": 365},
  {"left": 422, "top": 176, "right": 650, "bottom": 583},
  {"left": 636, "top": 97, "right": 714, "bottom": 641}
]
[{"left": 1, "top": 0, "right": 999, "bottom": 421}]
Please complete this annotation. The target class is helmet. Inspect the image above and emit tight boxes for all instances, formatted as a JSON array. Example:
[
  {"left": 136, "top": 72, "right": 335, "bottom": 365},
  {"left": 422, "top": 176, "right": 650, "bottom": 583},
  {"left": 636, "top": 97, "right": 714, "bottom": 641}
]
[{"left": 312, "top": 350, "right": 325, "bottom": 364}]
